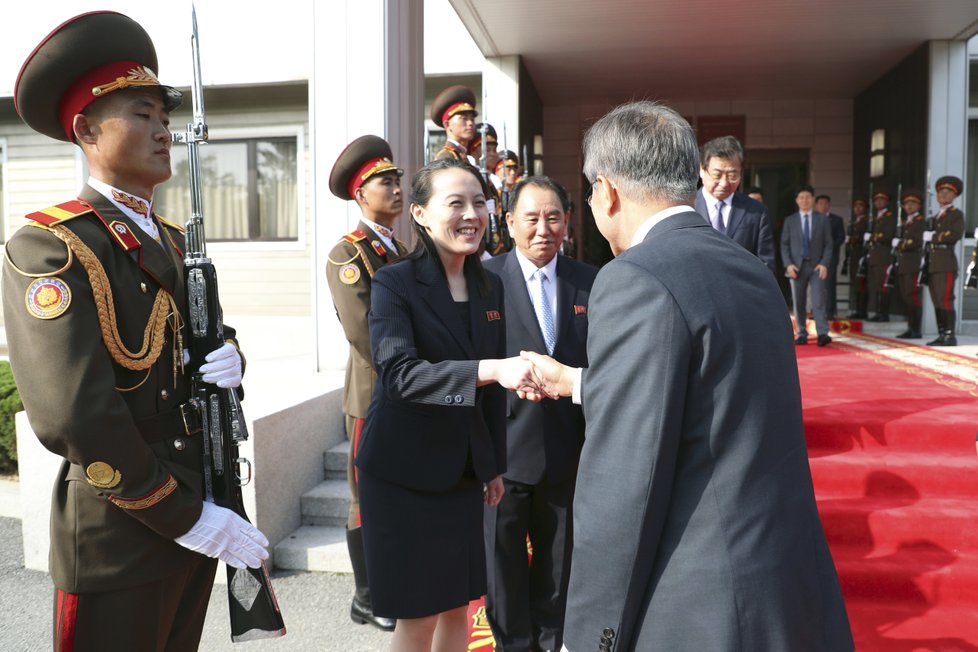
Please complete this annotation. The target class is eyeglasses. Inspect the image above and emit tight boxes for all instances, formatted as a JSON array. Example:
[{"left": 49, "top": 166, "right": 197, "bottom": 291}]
[
  {"left": 706, "top": 168, "right": 741, "bottom": 183},
  {"left": 585, "top": 180, "right": 598, "bottom": 207}
]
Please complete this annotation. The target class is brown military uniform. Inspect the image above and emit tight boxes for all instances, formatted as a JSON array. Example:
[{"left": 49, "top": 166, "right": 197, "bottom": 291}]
[
  {"left": 927, "top": 206, "right": 965, "bottom": 312},
  {"left": 326, "top": 224, "right": 404, "bottom": 527},
  {"left": 848, "top": 212, "right": 870, "bottom": 316},
  {"left": 3, "top": 188, "right": 224, "bottom": 648},
  {"left": 896, "top": 213, "right": 926, "bottom": 334},
  {"left": 435, "top": 140, "right": 468, "bottom": 161},
  {"left": 866, "top": 209, "right": 896, "bottom": 318}
]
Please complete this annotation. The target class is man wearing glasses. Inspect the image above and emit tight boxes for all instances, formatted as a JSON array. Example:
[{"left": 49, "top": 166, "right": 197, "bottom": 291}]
[{"left": 694, "top": 135, "right": 775, "bottom": 273}]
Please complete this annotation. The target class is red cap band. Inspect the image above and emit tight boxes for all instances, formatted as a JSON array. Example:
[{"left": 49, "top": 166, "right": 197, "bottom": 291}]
[
  {"left": 58, "top": 60, "right": 158, "bottom": 141},
  {"left": 348, "top": 156, "right": 398, "bottom": 199}
]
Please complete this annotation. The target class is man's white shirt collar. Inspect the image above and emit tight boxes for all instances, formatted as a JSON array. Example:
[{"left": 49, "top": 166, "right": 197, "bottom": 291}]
[
  {"left": 514, "top": 247, "right": 558, "bottom": 284},
  {"left": 631, "top": 205, "right": 695, "bottom": 248}
]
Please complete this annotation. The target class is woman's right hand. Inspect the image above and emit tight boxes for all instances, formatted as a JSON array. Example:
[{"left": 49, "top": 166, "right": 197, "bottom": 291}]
[{"left": 478, "top": 356, "right": 538, "bottom": 393}]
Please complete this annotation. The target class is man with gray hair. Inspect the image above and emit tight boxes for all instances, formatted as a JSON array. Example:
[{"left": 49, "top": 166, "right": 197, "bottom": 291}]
[
  {"left": 520, "top": 101, "right": 852, "bottom": 652},
  {"left": 694, "top": 135, "right": 775, "bottom": 272}
]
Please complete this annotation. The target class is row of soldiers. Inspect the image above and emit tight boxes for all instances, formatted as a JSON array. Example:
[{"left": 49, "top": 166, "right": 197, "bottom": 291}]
[
  {"left": 430, "top": 84, "right": 525, "bottom": 256},
  {"left": 846, "top": 176, "right": 965, "bottom": 345}
]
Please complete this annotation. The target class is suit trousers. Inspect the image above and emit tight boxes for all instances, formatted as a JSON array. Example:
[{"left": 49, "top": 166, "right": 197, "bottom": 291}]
[
  {"left": 791, "top": 260, "right": 829, "bottom": 337},
  {"left": 54, "top": 554, "right": 217, "bottom": 652},
  {"left": 485, "top": 476, "right": 575, "bottom": 652}
]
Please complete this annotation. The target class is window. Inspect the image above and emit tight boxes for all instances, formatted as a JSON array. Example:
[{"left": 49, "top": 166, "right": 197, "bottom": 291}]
[{"left": 157, "top": 136, "right": 298, "bottom": 242}]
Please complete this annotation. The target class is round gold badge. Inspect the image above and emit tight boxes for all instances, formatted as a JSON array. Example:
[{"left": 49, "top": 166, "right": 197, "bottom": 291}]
[
  {"left": 86, "top": 461, "right": 122, "bottom": 489},
  {"left": 339, "top": 263, "right": 361, "bottom": 285}
]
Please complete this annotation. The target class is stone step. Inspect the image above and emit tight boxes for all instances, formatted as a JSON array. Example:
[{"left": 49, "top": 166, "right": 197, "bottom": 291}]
[
  {"left": 274, "top": 524, "right": 351, "bottom": 573},
  {"left": 324, "top": 440, "right": 349, "bottom": 481},
  {"left": 300, "top": 479, "right": 350, "bottom": 527}
]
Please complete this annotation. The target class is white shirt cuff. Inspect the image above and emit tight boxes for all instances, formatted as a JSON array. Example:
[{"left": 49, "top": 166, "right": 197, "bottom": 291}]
[{"left": 572, "top": 367, "right": 584, "bottom": 405}]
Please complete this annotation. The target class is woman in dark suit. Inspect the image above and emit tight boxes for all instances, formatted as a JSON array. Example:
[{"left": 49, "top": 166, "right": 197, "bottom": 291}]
[{"left": 356, "top": 158, "right": 536, "bottom": 651}]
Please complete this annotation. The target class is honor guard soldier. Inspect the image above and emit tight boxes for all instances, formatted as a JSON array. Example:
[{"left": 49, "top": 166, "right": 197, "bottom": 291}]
[
  {"left": 472, "top": 122, "right": 501, "bottom": 180},
  {"left": 498, "top": 149, "right": 523, "bottom": 196},
  {"left": 4, "top": 12, "right": 268, "bottom": 651},
  {"left": 472, "top": 123, "right": 511, "bottom": 256},
  {"left": 848, "top": 198, "right": 870, "bottom": 318},
  {"left": 924, "top": 175, "right": 966, "bottom": 346},
  {"left": 895, "top": 189, "right": 926, "bottom": 338},
  {"left": 432, "top": 85, "right": 478, "bottom": 163},
  {"left": 326, "top": 135, "right": 404, "bottom": 631},
  {"left": 866, "top": 189, "right": 896, "bottom": 321}
]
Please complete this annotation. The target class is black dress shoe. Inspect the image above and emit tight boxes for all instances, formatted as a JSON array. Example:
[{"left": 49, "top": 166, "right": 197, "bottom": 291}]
[
  {"left": 352, "top": 597, "right": 396, "bottom": 631},
  {"left": 937, "top": 334, "right": 958, "bottom": 346},
  {"left": 866, "top": 314, "right": 889, "bottom": 322},
  {"left": 795, "top": 335, "right": 808, "bottom": 345},
  {"left": 926, "top": 333, "right": 946, "bottom": 346},
  {"left": 817, "top": 334, "right": 832, "bottom": 347},
  {"left": 895, "top": 330, "right": 922, "bottom": 339}
]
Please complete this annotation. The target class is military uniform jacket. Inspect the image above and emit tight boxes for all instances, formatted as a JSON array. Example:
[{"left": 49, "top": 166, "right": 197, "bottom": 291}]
[
  {"left": 849, "top": 215, "right": 869, "bottom": 258},
  {"left": 868, "top": 211, "right": 897, "bottom": 267},
  {"left": 2, "top": 186, "right": 230, "bottom": 593},
  {"left": 929, "top": 206, "right": 965, "bottom": 273},
  {"left": 897, "top": 214, "right": 926, "bottom": 273},
  {"left": 326, "top": 222, "right": 404, "bottom": 419},
  {"left": 434, "top": 141, "right": 467, "bottom": 161}
]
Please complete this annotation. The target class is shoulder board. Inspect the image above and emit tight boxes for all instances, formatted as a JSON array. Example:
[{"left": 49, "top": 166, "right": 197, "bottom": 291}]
[
  {"left": 156, "top": 215, "right": 186, "bottom": 233},
  {"left": 342, "top": 229, "right": 368, "bottom": 244},
  {"left": 25, "top": 199, "right": 93, "bottom": 227}
]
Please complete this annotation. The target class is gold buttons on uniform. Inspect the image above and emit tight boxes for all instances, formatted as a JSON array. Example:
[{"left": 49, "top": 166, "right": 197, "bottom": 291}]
[
  {"left": 140, "top": 282, "right": 148, "bottom": 293},
  {"left": 173, "top": 438, "right": 185, "bottom": 451},
  {"left": 160, "top": 389, "right": 169, "bottom": 400}
]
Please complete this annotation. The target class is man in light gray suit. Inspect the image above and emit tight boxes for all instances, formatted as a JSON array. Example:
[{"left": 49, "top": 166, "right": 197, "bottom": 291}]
[
  {"left": 520, "top": 101, "right": 852, "bottom": 652},
  {"left": 782, "top": 185, "right": 835, "bottom": 346}
]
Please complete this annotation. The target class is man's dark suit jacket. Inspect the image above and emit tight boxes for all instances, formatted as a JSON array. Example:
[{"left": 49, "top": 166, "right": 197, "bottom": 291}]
[
  {"left": 355, "top": 255, "right": 507, "bottom": 492},
  {"left": 483, "top": 252, "right": 597, "bottom": 483},
  {"left": 781, "top": 210, "right": 834, "bottom": 271},
  {"left": 695, "top": 190, "right": 775, "bottom": 272},
  {"left": 828, "top": 212, "right": 846, "bottom": 263},
  {"left": 563, "top": 211, "right": 852, "bottom": 651}
]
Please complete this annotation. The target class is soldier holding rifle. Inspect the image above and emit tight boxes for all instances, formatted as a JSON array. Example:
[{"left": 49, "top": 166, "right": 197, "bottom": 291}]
[
  {"left": 847, "top": 198, "right": 870, "bottom": 318},
  {"left": 432, "top": 85, "right": 479, "bottom": 163},
  {"left": 895, "top": 189, "right": 926, "bottom": 339},
  {"left": 3, "top": 12, "right": 271, "bottom": 650},
  {"left": 866, "top": 190, "right": 896, "bottom": 322},
  {"left": 924, "top": 176, "right": 966, "bottom": 346}
]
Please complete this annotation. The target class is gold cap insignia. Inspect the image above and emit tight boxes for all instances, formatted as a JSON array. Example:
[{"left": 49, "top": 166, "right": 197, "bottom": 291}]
[{"left": 86, "top": 461, "right": 122, "bottom": 489}]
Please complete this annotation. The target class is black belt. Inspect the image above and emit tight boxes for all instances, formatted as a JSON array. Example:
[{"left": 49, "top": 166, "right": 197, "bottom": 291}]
[
  {"left": 135, "top": 402, "right": 201, "bottom": 443},
  {"left": 930, "top": 244, "right": 954, "bottom": 250}
]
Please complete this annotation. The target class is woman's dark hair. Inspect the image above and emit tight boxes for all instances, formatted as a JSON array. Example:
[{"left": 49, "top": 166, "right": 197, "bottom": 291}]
[{"left": 407, "top": 158, "right": 490, "bottom": 296}]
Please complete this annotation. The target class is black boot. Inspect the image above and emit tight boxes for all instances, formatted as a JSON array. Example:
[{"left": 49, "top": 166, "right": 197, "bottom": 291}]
[
  {"left": 896, "top": 307, "right": 921, "bottom": 339},
  {"left": 347, "top": 526, "right": 395, "bottom": 631},
  {"left": 868, "top": 294, "right": 890, "bottom": 322},
  {"left": 927, "top": 309, "right": 947, "bottom": 345},
  {"left": 940, "top": 309, "right": 958, "bottom": 346}
]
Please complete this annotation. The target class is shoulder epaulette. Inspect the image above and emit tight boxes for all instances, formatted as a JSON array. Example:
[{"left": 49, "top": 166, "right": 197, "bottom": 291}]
[
  {"left": 342, "top": 229, "right": 368, "bottom": 244},
  {"left": 25, "top": 199, "right": 92, "bottom": 226},
  {"left": 156, "top": 215, "right": 186, "bottom": 233}
]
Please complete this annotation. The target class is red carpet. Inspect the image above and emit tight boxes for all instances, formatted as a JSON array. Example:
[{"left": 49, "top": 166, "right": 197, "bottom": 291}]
[{"left": 798, "top": 333, "right": 978, "bottom": 650}]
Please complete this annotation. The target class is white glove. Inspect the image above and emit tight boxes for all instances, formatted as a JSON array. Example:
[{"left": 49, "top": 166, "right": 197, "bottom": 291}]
[
  {"left": 891, "top": 237, "right": 901, "bottom": 248},
  {"left": 923, "top": 231, "right": 935, "bottom": 243},
  {"left": 863, "top": 232, "right": 871, "bottom": 243},
  {"left": 199, "top": 342, "right": 242, "bottom": 388},
  {"left": 843, "top": 236, "right": 850, "bottom": 245},
  {"left": 175, "top": 501, "right": 270, "bottom": 569},
  {"left": 973, "top": 227, "right": 978, "bottom": 240}
]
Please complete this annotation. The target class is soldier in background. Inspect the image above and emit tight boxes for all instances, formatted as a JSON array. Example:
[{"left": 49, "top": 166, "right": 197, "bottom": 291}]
[
  {"left": 847, "top": 198, "right": 870, "bottom": 318},
  {"left": 497, "top": 150, "right": 523, "bottom": 196},
  {"left": 924, "top": 176, "right": 966, "bottom": 346},
  {"left": 866, "top": 190, "right": 896, "bottom": 322},
  {"left": 815, "top": 194, "right": 846, "bottom": 318},
  {"left": 432, "top": 85, "right": 478, "bottom": 162},
  {"left": 895, "top": 189, "right": 926, "bottom": 339},
  {"left": 326, "top": 135, "right": 404, "bottom": 631}
]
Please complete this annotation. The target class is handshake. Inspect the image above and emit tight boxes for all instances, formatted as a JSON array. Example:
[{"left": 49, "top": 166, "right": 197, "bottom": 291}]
[{"left": 492, "top": 351, "right": 578, "bottom": 402}]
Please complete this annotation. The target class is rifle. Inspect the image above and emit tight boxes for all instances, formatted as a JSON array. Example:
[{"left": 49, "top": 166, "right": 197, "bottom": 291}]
[
  {"left": 841, "top": 214, "right": 853, "bottom": 275},
  {"left": 884, "top": 182, "right": 902, "bottom": 288},
  {"left": 856, "top": 181, "right": 873, "bottom": 279},
  {"left": 477, "top": 121, "right": 502, "bottom": 254},
  {"left": 919, "top": 171, "right": 934, "bottom": 286},
  {"left": 173, "top": 6, "right": 286, "bottom": 642}
]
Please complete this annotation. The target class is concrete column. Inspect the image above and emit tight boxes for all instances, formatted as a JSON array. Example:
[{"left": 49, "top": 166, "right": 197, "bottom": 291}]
[
  {"left": 483, "top": 55, "right": 521, "bottom": 162},
  {"left": 925, "top": 40, "right": 969, "bottom": 335},
  {"left": 311, "top": 0, "right": 424, "bottom": 372}
]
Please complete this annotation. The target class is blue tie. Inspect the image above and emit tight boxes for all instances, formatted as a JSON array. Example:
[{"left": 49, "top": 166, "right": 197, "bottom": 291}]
[
  {"left": 534, "top": 269, "right": 556, "bottom": 355},
  {"left": 802, "top": 214, "right": 811, "bottom": 258}
]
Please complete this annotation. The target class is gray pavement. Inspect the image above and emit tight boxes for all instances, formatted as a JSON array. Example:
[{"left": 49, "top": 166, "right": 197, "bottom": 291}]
[{"left": 0, "top": 516, "right": 392, "bottom": 651}]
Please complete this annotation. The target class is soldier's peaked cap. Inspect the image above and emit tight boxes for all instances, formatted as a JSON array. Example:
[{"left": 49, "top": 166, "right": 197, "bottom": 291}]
[
  {"left": 936, "top": 175, "right": 963, "bottom": 195},
  {"left": 16, "top": 11, "right": 183, "bottom": 143},
  {"left": 431, "top": 85, "right": 478, "bottom": 125},
  {"left": 329, "top": 135, "right": 403, "bottom": 202},
  {"left": 901, "top": 189, "right": 923, "bottom": 203}
]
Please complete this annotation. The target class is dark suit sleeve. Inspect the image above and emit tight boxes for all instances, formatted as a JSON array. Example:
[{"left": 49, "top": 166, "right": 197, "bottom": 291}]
[
  {"left": 483, "top": 275, "right": 507, "bottom": 475},
  {"left": 818, "top": 216, "right": 834, "bottom": 267},
  {"left": 780, "top": 218, "right": 794, "bottom": 270},
  {"left": 756, "top": 206, "right": 776, "bottom": 272},
  {"left": 831, "top": 216, "right": 846, "bottom": 249},
  {"left": 565, "top": 260, "right": 691, "bottom": 649},
  {"left": 369, "top": 266, "right": 481, "bottom": 407}
]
